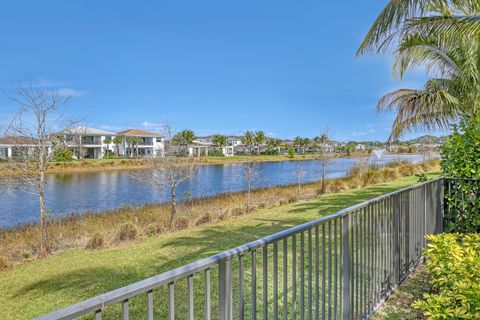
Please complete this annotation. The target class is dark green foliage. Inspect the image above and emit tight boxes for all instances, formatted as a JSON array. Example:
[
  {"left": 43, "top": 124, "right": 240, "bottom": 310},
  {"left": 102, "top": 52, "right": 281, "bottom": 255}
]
[
  {"left": 287, "top": 147, "right": 295, "bottom": 158},
  {"left": 208, "top": 149, "right": 224, "bottom": 157},
  {"left": 441, "top": 116, "right": 480, "bottom": 232},
  {"left": 53, "top": 149, "right": 73, "bottom": 162}
]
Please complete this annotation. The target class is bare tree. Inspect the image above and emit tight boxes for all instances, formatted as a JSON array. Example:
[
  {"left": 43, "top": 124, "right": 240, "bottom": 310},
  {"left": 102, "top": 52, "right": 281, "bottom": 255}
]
[
  {"left": 242, "top": 157, "right": 259, "bottom": 212},
  {"left": 0, "top": 81, "right": 77, "bottom": 256},
  {"left": 69, "top": 125, "right": 87, "bottom": 159},
  {"left": 314, "top": 130, "right": 331, "bottom": 195},
  {"left": 131, "top": 124, "right": 197, "bottom": 228},
  {"left": 294, "top": 163, "right": 307, "bottom": 198}
]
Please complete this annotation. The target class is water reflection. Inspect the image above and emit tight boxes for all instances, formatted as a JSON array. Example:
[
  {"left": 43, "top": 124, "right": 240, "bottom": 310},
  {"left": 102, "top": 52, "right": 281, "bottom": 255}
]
[{"left": 0, "top": 155, "right": 423, "bottom": 227}]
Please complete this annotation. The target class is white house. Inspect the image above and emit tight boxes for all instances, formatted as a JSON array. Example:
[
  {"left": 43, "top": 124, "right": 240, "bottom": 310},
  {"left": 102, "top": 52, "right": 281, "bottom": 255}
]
[
  {"left": 0, "top": 136, "right": 38, "bottom": 159},
  {"left": 191, "top": 135, "right": 236, "bottom": 156},
  {"left": 64, "top": 126, "right": 116, "bottom": 159},
  {"left": 117, "top": 129, "right": 164, "bottom": 157}
]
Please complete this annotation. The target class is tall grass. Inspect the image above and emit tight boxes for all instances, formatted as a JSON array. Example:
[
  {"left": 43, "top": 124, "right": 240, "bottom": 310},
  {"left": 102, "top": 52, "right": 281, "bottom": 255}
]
[{"left": 0, "top": 159, "right": 439, "bottom": 265}]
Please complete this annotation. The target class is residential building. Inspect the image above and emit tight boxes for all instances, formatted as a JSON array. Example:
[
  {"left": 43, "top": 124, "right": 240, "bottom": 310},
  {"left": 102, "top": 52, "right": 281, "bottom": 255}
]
[
  {"left": 117, "top": 129, "right": 164, "bottom": 157},
  {"left": 63, "top": 126, "right": 116, "bottom": 159},
  {"left": 191, "top": 135, "right": 236, "bottom": 156},
  {"left": 0, "top": 136, "right": 38, "bottom": 159}
]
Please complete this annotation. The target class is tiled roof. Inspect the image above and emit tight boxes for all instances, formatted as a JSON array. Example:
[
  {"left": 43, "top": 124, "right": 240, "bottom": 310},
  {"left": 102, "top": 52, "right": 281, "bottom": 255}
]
[
  {"left": 117, "top": 129, "right": 162, "bottom": 137},
  {"left": 0, "top": 135, "right": 37, "bottom": 145}
]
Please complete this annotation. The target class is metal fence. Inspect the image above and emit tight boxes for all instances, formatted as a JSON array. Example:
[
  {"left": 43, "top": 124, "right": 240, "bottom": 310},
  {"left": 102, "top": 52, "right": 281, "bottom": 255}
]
[
  {"left": 444, "top": 178, "right": 480, "bottom": 233},
  {"left": 35, "top": 178, "right": 444, "bottom": 320}
]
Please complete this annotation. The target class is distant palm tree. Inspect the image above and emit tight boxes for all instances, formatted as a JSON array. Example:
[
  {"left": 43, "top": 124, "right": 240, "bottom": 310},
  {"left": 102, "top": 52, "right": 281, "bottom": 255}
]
[
  {"left": 294, "top": 136, "right": 303, "bottom": 154},
  {"left": 212, "top": 134, "right": 228, "bottom": 147},
  {"left": 112, "top": 136, "right": 123, "bottom": 157},
  {"left": 242, "top": 131, "right": 255, "bottom": 155},
  {"left": 267, "top": 138, "right": 283, "bottom": 154},
  {"left": 126, "top": 137, "right": 136, "bottom": 157},
  {"left": 173, "top": 129, "right": 195, "bottom": 148},
  {"left": 253, "top": 131, "right": 266, "bottom": 156},
  {"left": 357, "top": 0, "right": 480, "bottom": 141},
  {"left": 103, "top": 137, "right": 112, "bottom": 157}
]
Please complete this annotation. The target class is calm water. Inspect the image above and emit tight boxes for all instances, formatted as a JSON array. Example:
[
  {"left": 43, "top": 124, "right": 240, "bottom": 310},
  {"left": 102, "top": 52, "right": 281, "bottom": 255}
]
[{"left": 0, "top": 154, "right": 423, "bottom": 227}]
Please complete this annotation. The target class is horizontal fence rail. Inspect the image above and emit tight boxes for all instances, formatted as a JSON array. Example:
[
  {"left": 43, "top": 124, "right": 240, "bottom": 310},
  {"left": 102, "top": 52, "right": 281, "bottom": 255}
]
[
  {"left": 34, "top": 178, "right": 444, "bottom": 320},
  {"left": 444, "top": 178, "right": 480, "bottom": 233}
]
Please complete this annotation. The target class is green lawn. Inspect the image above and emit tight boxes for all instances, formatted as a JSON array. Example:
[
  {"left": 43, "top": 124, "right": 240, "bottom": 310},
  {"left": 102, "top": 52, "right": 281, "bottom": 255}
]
[{"left": 0, "top": 172, "right": 440, "bottom": 319}]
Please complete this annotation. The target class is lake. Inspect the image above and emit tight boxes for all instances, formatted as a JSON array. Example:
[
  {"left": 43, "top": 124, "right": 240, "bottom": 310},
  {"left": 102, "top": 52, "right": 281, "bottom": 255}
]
[{"left": 0, "top": 154, "right": 423, "bottom": 227}]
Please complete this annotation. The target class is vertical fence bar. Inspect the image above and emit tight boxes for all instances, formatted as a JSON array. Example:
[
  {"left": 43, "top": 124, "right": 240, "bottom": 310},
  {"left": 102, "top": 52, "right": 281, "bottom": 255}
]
[
  {"left": 239, "top": 255, "right": 245, "bottom": 320},
  {"left": 95, "top": 310, "right": 102, "bottom": 320},
  {"left": 283, "top": 238, "right": 288, "bottom": 320},
  {"left": 300, "top": 232, "right": 305, "bottom": 320},
  {"left": 308, "top": 228, "right": 313, "bottom": 320},
  {"left": 328, "top": 221, "right": 333, "bottom": 320},
  {"left": 219, "top": 259, "right": 232, "bottom": 320},
  {"left": 322, "top": 224, "right": 326, "bottom": 320},
  {"left": 334, "top": 219, "right": 339, "bottom": 319},
  {"left": 122, "top": 300, "right": 129, "bottom": 320},
  {"left": 292, "top": 234, "right": 297, "bottom": 320},
  {"left": 205, "top": 269, "right": 211, "bottom": 320},
  {"left": 188, "top": 275, "right": 194, "bottom": 320},
  {"left": 273, "top": 242, "right": 278, "bottom": 320},
  {"left": 263, "top": 245, "right": 268, "bottom": 320},
  {"left": 315, "top": 227, "right": 320, "bottom": 320},
  {"left": 168, "top": 282, "right": 175, "bottom": 320},
  {"left": 393, "top": 194, "right": 400, "bottom": 288},
  {"left": 342, "top": 214, "right": 351, "bottom": 320},
  {"left": 147, "top": 290, "right": 154, "bottom": 320},
  {"left": 252, "top": 250, "right": 257, "bottom": 320}
]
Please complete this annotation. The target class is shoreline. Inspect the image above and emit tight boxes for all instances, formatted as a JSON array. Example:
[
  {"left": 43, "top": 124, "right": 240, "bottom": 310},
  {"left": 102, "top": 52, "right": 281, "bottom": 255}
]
[{"left": 34, "top": 152, "right": 416, "bottom": 175}]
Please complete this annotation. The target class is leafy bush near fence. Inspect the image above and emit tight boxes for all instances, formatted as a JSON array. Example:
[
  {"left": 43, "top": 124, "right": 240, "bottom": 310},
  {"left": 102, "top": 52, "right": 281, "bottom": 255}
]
[
  {"left": 413, "top": 233, "right": 480, "bottom": 319},
  {"left": 441, "top": 115, "right": 480, "bottom": 232}
]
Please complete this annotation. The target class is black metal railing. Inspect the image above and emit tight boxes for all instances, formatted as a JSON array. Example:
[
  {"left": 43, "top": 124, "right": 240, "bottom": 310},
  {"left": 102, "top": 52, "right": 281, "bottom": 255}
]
[{"left": 35, "top": 178, "right": 444, "bottom": 320}]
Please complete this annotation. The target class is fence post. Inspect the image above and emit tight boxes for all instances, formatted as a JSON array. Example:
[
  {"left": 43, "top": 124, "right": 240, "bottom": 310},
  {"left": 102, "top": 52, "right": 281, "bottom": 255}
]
[
  {"left": 219, "top": 258, "right": 233, "bottom": 320},
  {"left": 342, "top": 213, "right": 351, "bottom": 320},
  {"left": 392, "top": 194, "right": 401, "bottom": 288}
]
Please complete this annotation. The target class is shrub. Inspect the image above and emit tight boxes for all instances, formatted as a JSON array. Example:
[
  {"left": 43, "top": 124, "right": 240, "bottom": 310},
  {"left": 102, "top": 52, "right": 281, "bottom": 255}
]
[
  {"left": 85, "top": 233, "right": 104, "bottom": 249},
  {"left": 287, "top": 147, "right": 295, "bottom": 158},
  {"left": 195, "top": 213, "right": 212, "bottom": 226},
  {"left": 413, "top": 233, "right": 480, "bottom": 319},
  {"left": 144, "top": 223, "right": 164, "bottom": 236},
  {"left": 0, "top": 256, "right": 11, "bottom": 271},
  {"left": 208, "top": 149, "right": 224, "bottom": 157},
  {"left": 115, "top": 223, "right": 138, "bottom": 242},
  {"left": 53, "top": 149, "right": 73, "bottom": 162}
]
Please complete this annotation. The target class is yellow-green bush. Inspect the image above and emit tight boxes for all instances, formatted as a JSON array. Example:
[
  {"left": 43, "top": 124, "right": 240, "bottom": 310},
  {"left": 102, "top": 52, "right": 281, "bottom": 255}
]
[{"left": 413, "top": 233, "right": 480, "bottom": 319}]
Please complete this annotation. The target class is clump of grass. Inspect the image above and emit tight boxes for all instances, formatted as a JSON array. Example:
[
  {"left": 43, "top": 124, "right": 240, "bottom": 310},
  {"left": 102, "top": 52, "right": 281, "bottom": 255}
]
[
  {"left": 195, "top": 213, "right": 212, "bottom": 226},
  {"left": 115, "top": 223, "right": 138, "bottom": 242},
  {"left": 0, "top": 256, "right": 11, "bottom": 271},
  {"left": 85, "top": 233, "right": 104, "bottom": 250},
  {"left": 143, "top": 223, "right": 164, "bottom": 236},
  {"left": 174, "top": 218, "right": 190, "bottom": 230}
]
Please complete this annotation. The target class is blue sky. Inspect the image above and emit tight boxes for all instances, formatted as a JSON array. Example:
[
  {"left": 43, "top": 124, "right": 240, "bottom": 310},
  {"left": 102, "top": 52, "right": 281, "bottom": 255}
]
[{"left": 0, "top": 0, "right": 444, "bottom": 141}]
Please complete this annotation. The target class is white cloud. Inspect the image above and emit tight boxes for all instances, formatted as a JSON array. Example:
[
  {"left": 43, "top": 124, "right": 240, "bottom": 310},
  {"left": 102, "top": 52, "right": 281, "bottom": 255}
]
[{"left": 56, "top": 87, "right": 89, "bottom": 97}]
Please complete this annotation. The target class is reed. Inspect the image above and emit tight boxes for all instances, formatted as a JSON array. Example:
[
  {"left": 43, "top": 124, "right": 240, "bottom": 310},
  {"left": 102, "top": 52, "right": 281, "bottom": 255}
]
[{"left": 0, "top": 159, "right": 439, "bottom": 264}]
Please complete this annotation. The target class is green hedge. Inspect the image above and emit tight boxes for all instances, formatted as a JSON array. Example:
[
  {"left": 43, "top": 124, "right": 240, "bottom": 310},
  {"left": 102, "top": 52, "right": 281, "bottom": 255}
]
[{"left": 414, "top": 233, "right": 480, "bottom": 319}]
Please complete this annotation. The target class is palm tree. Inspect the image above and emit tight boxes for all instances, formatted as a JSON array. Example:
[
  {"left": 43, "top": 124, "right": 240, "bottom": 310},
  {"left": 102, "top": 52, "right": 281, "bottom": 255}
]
[
  {"left": 126, "top": 137, "right": 136, "bottom": 157},
  {"left": 358, "top": 0, "right": 480, "bottom": 141},
  {"left": 212, "top": 134, "right": 228, "bottom": 156},
  {"left": 112, "top": 136, "right": 123, "bottom": 157},
  {"left": 253, "top": 131, "right": 266, "bottom": 156},
  {"left": 294, "top": 136, "right": 303, "bottom": 154},
  {"left": 172, "top": 129, "right": 195, "bottom": 148},
  {"left": 267, "top": 138, "right": 283, "bottom": 154},
  {"left": 103, "top": 137, "right": 112, "bottom": 158},
  {"left": 242, "top": 131, "right": 255, "bottom": 155}
]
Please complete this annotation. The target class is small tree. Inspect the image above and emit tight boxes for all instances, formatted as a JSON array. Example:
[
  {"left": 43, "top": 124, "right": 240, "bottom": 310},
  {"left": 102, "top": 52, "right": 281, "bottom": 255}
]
[
  {"left": 315, "top": 131, "right": 331, "bottom": 195},
  {"left": 294, "top": 163, "right": 307, "bottom": 198},
  {"left": 0, "top": 81, "right": 77, "bottom": 256},
  {"left": 131, "top": 124, "right": 197, "bottom": 228},
  {"left": 287, "top": 147, "right": 295, "bottom": 158},
  {"left": 242, "top": 159, "right": 258, "bottom": 212}
]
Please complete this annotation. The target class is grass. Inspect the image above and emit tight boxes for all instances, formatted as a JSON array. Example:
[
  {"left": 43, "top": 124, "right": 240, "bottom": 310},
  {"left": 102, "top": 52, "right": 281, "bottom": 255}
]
[
  {"left": 0, "top": 160, "right": 439, "bottom": 263},
  {"left": 370, "top": 264, "right": 430, "bottom": 320},
  {"left": 0, "top": 171, "right": 440, "bottom": 320}
]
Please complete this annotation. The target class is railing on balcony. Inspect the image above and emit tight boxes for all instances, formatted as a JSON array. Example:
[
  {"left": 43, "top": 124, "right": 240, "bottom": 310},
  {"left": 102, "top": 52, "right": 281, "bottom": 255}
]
[{"left": 34, "top": 178, "right": 444, "bottom": 320}]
